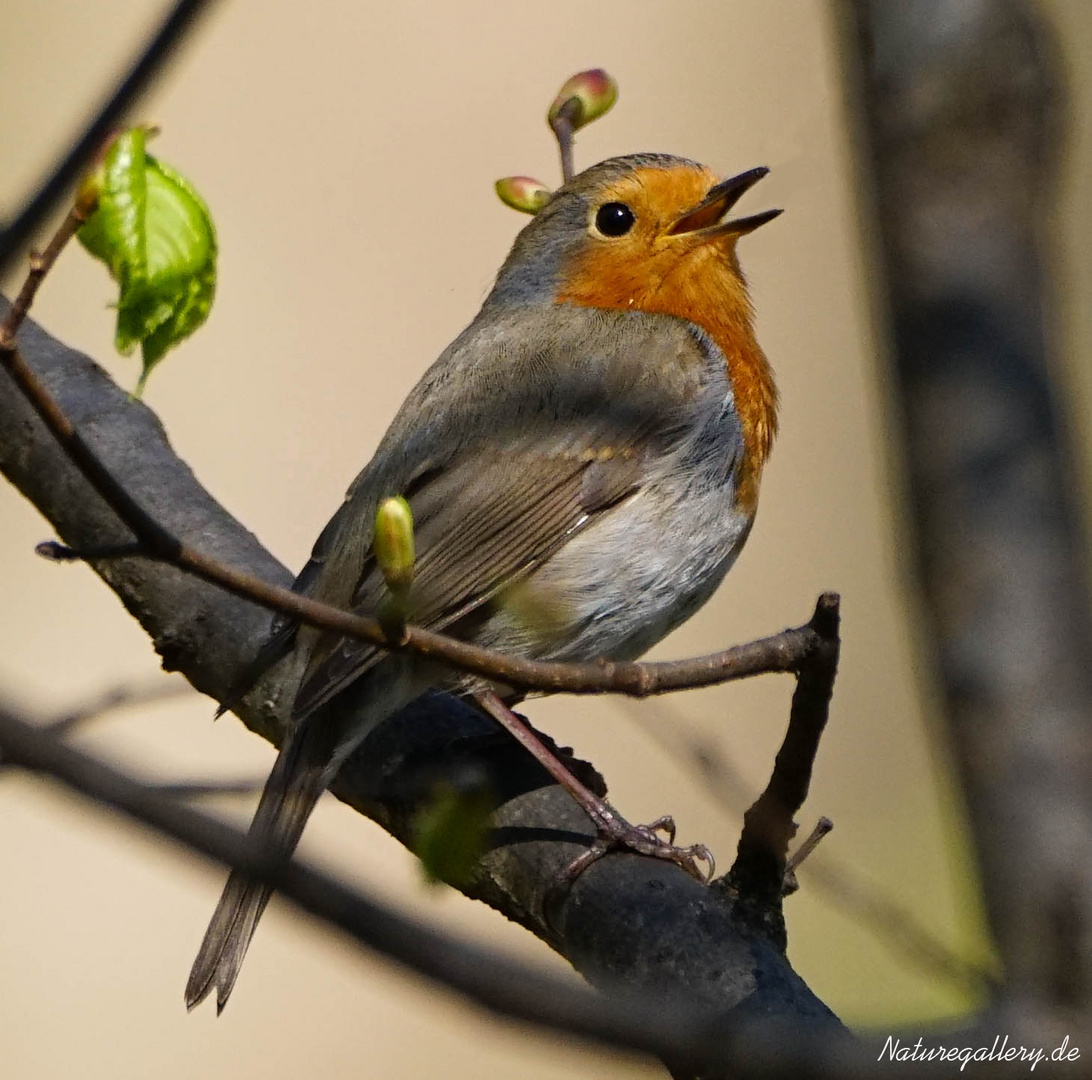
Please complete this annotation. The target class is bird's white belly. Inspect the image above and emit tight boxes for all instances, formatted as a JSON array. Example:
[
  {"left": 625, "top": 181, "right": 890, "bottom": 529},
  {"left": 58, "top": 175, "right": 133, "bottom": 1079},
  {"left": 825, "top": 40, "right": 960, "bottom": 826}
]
[{"left": 504, "top": 481, "right": 753, "bottom": 664}]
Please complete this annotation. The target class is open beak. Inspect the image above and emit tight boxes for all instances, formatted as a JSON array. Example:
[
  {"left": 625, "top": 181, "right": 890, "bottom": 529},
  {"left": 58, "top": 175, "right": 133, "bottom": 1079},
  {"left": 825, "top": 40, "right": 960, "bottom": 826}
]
[{"left": 668, "top": 166, "right": 781, "bottom": 239}]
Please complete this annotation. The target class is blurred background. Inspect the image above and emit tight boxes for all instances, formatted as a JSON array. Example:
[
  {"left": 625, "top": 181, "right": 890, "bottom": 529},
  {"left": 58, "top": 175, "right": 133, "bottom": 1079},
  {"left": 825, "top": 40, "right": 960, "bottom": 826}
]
[{"left": 0, "top": 1, "right": 1089, "bottom": 1077}]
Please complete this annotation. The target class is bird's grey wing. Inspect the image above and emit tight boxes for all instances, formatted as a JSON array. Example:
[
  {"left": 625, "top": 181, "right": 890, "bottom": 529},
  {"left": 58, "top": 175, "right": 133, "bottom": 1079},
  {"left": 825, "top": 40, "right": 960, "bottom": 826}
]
[
  {"left": 288, "top": 308, "right": 725, "bottom": 718},
  {"left": 290, "top": 420, "right": 653, "bottom": 719},
  {"left": 212, "top": 491, "right": 366, "bottom": 716}
]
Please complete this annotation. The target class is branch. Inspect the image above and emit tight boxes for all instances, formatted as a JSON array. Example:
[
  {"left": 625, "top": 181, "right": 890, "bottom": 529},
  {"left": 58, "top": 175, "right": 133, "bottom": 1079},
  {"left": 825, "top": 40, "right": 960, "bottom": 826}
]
[
  {"left": 726, "top": 594, "right": 840, "bottom": 946},
  {"left": 0, "top": 302, "right": 844, "bottom": 1072},
  {"left": 0, "top": 705, "right": 740, "bottom": 1073},
  {"left": 11, "top": 712, "right": 1092, "bottom": 1080},
  {"left": 12, "top": 705, "right": 1090, "bottom": 1080},
  {"left": 620, "top": 697, "right": 996, "bottom": 997}
]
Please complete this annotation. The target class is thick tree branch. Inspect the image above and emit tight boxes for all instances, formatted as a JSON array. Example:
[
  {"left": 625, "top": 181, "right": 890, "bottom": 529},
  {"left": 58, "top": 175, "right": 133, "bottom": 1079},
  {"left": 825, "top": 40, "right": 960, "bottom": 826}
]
[
  {"left": 0, "top": 705, "right": 739, "bottom": 1073},
  {"left": 9, "top": 706, "right": 1088, "bottom": 1079}
]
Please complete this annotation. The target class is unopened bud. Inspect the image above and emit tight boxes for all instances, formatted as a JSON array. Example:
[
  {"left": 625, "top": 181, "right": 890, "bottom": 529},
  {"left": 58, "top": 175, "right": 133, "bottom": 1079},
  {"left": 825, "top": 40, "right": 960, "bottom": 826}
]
[
  {"left": 74, "top": 128, "right": 125, "bottom": 218},
  {"left": 374, "top": 496, "right": 415, "bottom": 591},
  {"left": 74, "top": 166, "right": 104, "bottom": 218},
  {"left": 494, "top": 176, "right": 551, "bottom": 215},
  {"left": 547, "top": 69, "right": 618, "bottom": 133}
]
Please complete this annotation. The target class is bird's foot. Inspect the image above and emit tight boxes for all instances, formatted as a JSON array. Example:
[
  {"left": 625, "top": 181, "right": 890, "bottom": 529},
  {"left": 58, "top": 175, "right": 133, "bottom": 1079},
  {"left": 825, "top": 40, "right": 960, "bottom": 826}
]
[
  {"left": 563, "top": 810, "right": 715, "bottom": 884},
  {"left": 471, "top": 691, "right": 715, "bottom": 909}
]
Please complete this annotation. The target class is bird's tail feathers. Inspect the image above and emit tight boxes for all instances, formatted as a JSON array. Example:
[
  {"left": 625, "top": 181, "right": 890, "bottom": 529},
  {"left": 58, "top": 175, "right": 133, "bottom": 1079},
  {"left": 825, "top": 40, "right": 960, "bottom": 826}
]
[{"left": 184, "top": 721, "right": 333, "bottom": 1013}]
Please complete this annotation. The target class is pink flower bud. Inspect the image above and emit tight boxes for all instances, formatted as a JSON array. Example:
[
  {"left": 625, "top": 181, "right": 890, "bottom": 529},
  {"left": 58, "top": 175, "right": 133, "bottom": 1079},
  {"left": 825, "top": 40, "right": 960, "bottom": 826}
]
[
  {"left": 547, "top": 69, "right": 618, "bottom": 132},
  {"left": 494, "top": 176, "right": 552, "bottom": 215}
]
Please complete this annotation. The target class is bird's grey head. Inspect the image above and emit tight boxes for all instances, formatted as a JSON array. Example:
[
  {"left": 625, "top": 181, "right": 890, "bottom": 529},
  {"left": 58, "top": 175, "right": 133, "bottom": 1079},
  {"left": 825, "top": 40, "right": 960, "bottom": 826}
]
[{"left": 483, "top": 153, "right": 703, "bottom": 310}]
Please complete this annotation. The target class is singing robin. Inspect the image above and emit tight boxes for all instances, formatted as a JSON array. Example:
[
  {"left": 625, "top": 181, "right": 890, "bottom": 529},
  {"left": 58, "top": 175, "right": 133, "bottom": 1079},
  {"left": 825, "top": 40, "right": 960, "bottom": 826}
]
[{"left": 186, "top": 151, "right": 781, "bottom": 1011}]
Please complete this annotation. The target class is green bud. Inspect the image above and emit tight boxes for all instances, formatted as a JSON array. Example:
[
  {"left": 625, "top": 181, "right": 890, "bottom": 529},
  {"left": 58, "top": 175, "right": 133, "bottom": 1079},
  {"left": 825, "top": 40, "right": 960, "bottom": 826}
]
[
  {"left": 494, "top": 176, "right": 552, "bottom": 215},
  {"left": 547, "top": 68, "right": 618, "bottom": 132},
  {"left": 75, "top": 166, "right": 104, "bottom": 218},
  {"left": 74, "top": 128, "right": 124, "bottom": 217},
  {"left": 374, "top": 496, "right": 415, "bottom": 591}
]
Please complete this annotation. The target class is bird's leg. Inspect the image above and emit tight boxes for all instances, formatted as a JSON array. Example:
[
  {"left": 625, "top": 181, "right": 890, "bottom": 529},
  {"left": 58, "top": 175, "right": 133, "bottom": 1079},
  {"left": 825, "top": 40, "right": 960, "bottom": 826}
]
[{"left": 474, "top": 690, "right": 715, "bottom": 884}]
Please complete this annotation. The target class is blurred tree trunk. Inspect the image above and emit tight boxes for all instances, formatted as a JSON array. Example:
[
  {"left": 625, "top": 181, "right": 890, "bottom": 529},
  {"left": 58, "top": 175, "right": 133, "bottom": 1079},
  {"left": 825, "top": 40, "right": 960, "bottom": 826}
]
[{"left": 842, "top": 0, "right": 1092, "bottom": 1024}]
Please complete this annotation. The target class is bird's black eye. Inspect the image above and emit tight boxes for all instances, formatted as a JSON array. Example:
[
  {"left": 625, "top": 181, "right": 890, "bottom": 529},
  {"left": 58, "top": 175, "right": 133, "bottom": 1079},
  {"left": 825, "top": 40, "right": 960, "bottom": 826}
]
[{"left": 594, "top": 202, "right": 636, "bottom": 237}]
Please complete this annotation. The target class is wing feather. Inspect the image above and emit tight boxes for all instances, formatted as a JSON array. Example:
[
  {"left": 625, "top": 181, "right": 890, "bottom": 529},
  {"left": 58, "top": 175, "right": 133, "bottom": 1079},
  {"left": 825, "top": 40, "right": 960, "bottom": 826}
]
[{"left": 291, "top": 427, "right": 645, "bottom": 718}]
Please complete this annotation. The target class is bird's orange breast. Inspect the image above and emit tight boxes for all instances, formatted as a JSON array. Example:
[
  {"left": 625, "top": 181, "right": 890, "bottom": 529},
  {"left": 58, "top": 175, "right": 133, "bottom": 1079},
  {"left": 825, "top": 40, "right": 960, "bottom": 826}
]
[{"left": 557, "top": 210, "right": 777, "bottom": 512}]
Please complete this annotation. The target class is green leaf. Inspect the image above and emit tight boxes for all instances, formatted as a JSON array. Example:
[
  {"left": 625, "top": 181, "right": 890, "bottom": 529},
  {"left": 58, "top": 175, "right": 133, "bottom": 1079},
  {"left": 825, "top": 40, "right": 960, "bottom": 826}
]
[
  {"left": 77, "top": 128, "right": 217, "bottom": 396},
  {"left": 413, "top": 779, "right": 494, "bottom": 888}
]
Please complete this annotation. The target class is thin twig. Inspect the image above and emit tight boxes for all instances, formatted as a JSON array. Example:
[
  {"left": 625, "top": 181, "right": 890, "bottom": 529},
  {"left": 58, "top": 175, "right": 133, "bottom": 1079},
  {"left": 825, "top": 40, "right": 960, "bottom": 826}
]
[
  {"left": 34, "top": 533, "right": 824, "bottom": 698},
  {"left": 734, "top": 595, "right": 840, "bottom": 877},
  {"left": 550, "top": 100, "right": 579, "bottom": 183},
  {"left": 786, "top": 816, "right": 833, "bottom": 875},
  {"left": 0, "top": 0, "right": 219, "bottom": 274},
  {"left": 0, "top": 194, "right": 835, "bottom": 705},
  {"left": 0, "top": 224, "right": 824, "bottom": 702},
  {"left": 782, "top": 817, "right": 834, "bottom": 896},
  {"left": 0, "top": 208, "right": 89, "bottom": 350},
  {"left": 46, "top": 675, "right": 195, "bottom": 735}
]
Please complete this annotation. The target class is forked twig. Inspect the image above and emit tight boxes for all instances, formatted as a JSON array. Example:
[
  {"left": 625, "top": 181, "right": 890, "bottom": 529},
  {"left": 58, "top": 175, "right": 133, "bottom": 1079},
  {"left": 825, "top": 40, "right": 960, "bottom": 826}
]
[
  {"left": 620, "top": 694, "right": 996, "bottom": 995},
  {"left": 724, "top": 595, "right": 839, "bottom": 946}
]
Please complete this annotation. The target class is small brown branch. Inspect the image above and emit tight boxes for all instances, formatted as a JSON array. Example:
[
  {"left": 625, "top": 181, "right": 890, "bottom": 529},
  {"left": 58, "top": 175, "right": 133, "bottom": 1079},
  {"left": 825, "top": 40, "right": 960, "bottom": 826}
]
[
  {"left": 782, "top": 817, "right": 834, "bottom": 896},
  {"left": 619, "top": 695, "right": 996, "bottom": 997},
  {"left": 33, "top": 539, "right": 821, "bottom": 699},
  {"left": 725, "top": 594, "right": 840, "bottom": 946},
  {"left": 1, "top": 204, "right": 833, "bottom": 710},
  {"left": 37, "top": 540, "right": 146, "bottom": 562},
  {"left": 31, "top": 499, "right": 826, "bottom": 696},
  {"left": 0, "top": 208, "right": 89, "bottom": 350},
  {"left": 549, "top": 99, "right": 579, "bottom": 182},
  {"left": 786, "top": 816, "right": 834, "bottom": 874}
]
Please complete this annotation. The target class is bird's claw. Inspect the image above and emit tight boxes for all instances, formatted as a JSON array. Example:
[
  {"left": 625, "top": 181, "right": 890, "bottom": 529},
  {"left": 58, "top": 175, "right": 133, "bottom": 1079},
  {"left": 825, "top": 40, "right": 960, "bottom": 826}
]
[{"left": 551, "top": 810, "right": 716, "bottom": 907}]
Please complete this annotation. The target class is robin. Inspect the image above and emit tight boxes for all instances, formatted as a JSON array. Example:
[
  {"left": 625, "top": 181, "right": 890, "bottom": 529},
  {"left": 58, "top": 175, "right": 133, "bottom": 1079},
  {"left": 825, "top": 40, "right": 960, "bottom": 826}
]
[{"left": 186, "top": 151, "right": 781, "bottom": 1012}]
